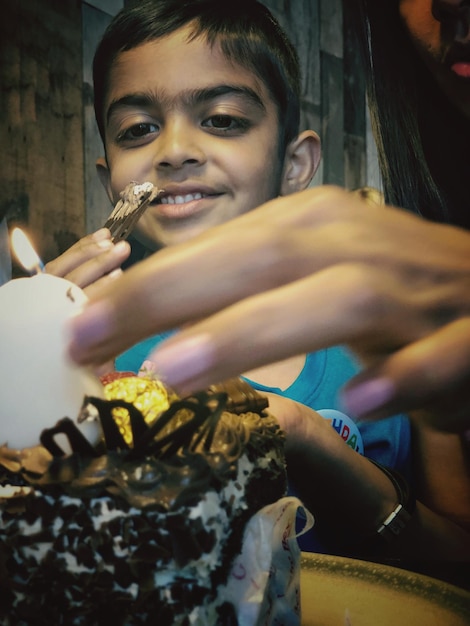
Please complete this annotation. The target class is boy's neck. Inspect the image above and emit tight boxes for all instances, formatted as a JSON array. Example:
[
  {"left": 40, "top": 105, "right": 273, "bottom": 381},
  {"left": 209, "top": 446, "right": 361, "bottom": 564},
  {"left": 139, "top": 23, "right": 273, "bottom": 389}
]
[{"left": 244, "top": 354, "right": 307, "bottom": 391}]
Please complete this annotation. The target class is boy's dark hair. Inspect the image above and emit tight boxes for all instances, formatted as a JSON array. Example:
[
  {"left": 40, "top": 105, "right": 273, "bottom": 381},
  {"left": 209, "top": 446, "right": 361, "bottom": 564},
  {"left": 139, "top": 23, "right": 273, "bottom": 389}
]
[{"left": 93, "top": 0, "right": 301, "bottom": 154}]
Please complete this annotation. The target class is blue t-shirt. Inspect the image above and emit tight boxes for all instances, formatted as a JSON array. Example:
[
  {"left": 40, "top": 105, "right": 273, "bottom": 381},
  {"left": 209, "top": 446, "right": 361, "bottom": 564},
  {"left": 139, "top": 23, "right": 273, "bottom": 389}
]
[
  {"left": 116, "top": 335, "right": 411, "bottom": 552},
  {"left": 116, "top": 331, "right": 176, "bottom": 372},
  {"left": 244, "top": 349, "right": 411, "bottom": 478}
]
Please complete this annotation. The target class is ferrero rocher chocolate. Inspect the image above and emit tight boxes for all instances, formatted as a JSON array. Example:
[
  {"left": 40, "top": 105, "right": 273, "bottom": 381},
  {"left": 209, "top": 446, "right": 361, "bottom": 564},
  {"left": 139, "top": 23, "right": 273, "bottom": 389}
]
[{"left": 103, "top": 375, "right": 176, "bottom": 445}]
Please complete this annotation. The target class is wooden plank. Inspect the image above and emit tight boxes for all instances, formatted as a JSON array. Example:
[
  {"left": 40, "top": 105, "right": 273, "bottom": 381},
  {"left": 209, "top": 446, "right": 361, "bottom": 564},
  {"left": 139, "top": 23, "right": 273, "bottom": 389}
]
[{"left": 0, "top": 0, "right": 84, "bottom": 264}]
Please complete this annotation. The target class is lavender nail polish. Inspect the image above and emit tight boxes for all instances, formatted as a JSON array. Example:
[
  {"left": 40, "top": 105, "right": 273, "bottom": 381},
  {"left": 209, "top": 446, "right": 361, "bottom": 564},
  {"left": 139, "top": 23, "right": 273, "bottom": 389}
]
[
  {"left": 341, "top": 378, "right": 395, "bottom": 418},
  {"left": 147, "top": 334, "right": 214, "bottom": 389},
  {"left": 67, "top": 301, "right": 113, "bottom": 359}
]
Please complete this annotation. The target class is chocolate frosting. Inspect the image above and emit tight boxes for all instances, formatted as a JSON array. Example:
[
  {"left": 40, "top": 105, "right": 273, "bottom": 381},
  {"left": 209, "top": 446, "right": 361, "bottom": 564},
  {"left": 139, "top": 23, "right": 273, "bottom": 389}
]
[{"left": 0, "top": 380, "right": 285, "bottom": 511}]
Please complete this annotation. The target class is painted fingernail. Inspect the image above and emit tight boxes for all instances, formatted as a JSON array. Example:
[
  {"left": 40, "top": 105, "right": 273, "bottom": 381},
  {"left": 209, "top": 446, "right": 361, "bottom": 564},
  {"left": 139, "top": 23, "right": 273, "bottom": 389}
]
[
  {"left": 146, "top": 334, "right": 214, "bottom": 389},
  {"left": 341, "top": 378, "right": 395, "bottom": 418},
  {"left": 67, "top": 301, "right": 113, "bottom": 361}
]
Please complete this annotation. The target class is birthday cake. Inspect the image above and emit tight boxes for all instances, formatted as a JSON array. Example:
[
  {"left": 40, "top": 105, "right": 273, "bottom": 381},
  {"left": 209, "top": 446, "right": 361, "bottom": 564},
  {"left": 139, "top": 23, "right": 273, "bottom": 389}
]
[{"left": 0, "top": 376, "right": 293, "bottom": 625}]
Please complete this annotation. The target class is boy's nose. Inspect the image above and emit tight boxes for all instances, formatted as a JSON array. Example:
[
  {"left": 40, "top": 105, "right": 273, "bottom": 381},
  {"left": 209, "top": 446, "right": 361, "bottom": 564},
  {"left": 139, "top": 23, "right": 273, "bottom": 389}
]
[
  {"left": 432, "top": 0, "right": 470, "bottom": 44},
  {"left": 153, "top": 121, "right": 206, "bottom": 171}
]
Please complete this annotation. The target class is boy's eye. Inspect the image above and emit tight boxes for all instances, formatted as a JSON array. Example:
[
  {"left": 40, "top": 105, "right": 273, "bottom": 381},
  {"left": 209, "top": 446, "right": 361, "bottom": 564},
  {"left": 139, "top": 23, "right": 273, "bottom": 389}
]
[
  {"left": 118, "top": 122, "right": 158, "bottom": 141},
  {"left": 203, "top": 115, "right": 248, "bottom": 132},
  {"left": 207, "top": 115, "right": 233, "bottom": 128}
]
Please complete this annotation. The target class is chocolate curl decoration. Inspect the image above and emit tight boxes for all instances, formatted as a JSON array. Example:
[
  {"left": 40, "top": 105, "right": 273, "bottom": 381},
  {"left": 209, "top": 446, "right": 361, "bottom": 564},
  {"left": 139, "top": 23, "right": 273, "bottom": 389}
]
[
  {"left": 129, "top": 391, "right": 228, "bottom": 461},
  {"left": 209, "top": 378, "right": 268, "bottom": 414},
  {"left": 39, "top": 398, "right": 148, "bottom": 458},
  {"left": 40, "top": 418, "right": 100, "bottom": 458},
  {"left": 104, "top": 182, "right": 160, "bottom": 242},
  {"left": 85, "top": 396, "right": 149, "bottom": 451},
  {"left": 39, "top": 379, "right": 264, "bottom": 461},
  {"left": 80, "top": 391, "right": 229, "bottom": 461}
]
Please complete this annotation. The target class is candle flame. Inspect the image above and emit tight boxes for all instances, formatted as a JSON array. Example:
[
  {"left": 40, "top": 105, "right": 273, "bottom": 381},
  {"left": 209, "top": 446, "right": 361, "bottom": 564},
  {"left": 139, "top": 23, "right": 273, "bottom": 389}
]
[{"left": 11, "top": 228, "right": 44, "bottom": 274}]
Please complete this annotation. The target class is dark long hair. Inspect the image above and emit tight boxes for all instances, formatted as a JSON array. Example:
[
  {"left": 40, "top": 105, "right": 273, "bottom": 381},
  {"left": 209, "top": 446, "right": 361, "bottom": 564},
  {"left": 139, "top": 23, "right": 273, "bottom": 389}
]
[{"left": 346, "top": 0, "right": 470, "bottom": 229}]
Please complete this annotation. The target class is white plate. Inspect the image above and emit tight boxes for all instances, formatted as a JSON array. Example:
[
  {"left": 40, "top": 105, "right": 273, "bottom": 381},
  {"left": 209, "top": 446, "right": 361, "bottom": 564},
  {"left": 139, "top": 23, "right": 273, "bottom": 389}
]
[{"left": 300, "top": 553, "right": 470, "bottom": 626}]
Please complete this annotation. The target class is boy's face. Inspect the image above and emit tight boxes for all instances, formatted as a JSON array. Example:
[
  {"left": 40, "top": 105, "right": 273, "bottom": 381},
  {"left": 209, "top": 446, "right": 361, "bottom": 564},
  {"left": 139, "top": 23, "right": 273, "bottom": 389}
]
[{"left": 98, "top": 26, "right": 287, "bottom": 250}]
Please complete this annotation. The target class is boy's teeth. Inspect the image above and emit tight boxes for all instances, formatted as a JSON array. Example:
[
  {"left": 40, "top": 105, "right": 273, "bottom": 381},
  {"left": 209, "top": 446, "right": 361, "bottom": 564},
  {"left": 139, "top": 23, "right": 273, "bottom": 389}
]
[{"left": 161, "top": 192, "right": 203, "bottom": 205}]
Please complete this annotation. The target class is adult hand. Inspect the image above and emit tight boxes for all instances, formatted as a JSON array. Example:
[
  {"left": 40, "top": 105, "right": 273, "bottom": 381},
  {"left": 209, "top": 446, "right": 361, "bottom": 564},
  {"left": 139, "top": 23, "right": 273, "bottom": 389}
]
[
  {"left": 45, "top": 228, "right": 130, "bottom": 297},
  {"left": 67, "top": 186, "right": 470, "bottom": 432}
]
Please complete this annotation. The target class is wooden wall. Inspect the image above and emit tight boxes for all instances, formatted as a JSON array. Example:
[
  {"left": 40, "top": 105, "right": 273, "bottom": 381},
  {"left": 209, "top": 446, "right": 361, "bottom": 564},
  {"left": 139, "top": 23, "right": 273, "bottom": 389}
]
[
  {"left": 0, "top": 0, "right": 377, "bottom": 268},
  {"left": 265, "top": 0, "right": 375, "bottom": 190},
  {"left": 0, "top": 0, "right": 85, "bottom": 267}
]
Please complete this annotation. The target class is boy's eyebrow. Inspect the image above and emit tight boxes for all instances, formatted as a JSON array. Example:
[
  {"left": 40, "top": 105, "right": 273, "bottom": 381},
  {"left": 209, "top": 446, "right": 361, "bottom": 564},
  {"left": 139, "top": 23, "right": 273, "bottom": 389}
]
[
  {"left": 189, "top": 85, "right": 266, "bottom": 110},
  {"left": 105, "top": 85, "right": 267, "bottom": 125}
]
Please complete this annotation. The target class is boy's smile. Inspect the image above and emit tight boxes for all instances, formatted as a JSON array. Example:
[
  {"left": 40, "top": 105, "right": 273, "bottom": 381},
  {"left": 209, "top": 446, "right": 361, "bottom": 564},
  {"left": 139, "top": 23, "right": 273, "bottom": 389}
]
[{"left": 98, "top": 26, "right": 286, "bottom": 250}]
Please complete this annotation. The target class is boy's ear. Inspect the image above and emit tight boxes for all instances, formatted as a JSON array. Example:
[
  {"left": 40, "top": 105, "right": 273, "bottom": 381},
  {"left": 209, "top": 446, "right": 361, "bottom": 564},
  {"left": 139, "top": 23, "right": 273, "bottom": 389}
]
[
  {"left": 280, "top": 130, "right": 321, "bottom": 195},
  {"left": 95, "top": 156, "right": 114, "bottom": 203}
]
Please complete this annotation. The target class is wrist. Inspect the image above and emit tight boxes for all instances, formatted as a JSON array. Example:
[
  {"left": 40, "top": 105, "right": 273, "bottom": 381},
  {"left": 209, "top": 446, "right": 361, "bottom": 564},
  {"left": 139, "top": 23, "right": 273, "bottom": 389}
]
[{"left": 368, "top": 460, "right": 416, "bottom": 544}]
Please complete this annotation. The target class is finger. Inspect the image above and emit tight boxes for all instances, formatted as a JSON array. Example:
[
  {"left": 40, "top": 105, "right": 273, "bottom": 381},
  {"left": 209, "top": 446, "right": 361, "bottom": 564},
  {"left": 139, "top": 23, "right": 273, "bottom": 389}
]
[
  {"left": 64, "top": 240, "right": 130, "bottom": 289},
  {"left": 341, "top": 318, "right": 470, "bottom": 432},
  {"left": 66, "top": 187, "right": 468, "bottom": 368},
  {"left": 67, "top": 225, "right": 298, "bottom": 365},
  {"left": 45, "top": 229, "right": 113, "bottom": 277},
  {"left": 84, "top": 268, "right": 123, "bottom": 299},
  {"left": 138, "top": 265, "right": 426, "bottom": 395},
  {"left": 65, "top": 199, "right": 421, "bottom": 367}
]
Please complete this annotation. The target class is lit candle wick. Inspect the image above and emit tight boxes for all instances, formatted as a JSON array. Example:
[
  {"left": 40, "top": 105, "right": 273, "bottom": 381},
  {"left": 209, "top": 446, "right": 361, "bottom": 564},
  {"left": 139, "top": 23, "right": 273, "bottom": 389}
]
[{"left": 11, "top": 227, "right": 45, "bottom": 275}]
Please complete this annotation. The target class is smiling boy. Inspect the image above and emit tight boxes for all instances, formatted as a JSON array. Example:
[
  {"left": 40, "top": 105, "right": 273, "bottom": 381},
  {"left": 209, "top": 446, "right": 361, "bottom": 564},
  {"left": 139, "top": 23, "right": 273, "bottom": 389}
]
[
  {"left": 93, "top": 0, "right": 319, "bottom": 250},
  {"left": 80, "top": 0, "right": 414, "bottom": 556}
]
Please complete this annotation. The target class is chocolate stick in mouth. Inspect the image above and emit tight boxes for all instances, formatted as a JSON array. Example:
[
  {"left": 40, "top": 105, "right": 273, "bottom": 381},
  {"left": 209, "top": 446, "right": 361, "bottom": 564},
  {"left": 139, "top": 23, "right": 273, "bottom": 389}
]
[{"left": 104, "top": 181, "right": 161, "bottom": 242}]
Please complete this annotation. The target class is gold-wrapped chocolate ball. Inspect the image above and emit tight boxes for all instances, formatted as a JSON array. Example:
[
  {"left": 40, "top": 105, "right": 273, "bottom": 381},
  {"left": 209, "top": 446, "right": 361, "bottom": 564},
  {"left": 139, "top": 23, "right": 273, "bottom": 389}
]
[{"left": 103, "top": 375, "right": 176, "bottom": 446}]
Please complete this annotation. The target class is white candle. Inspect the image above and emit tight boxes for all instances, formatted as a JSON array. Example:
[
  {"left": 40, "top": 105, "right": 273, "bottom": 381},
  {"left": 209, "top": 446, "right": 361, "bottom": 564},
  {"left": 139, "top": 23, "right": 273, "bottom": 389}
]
[{"left": 0, "top": 232, "right": 104, "bottom": 450}]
